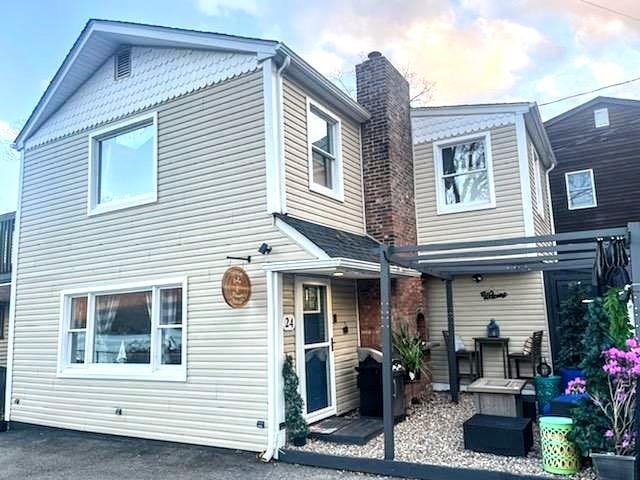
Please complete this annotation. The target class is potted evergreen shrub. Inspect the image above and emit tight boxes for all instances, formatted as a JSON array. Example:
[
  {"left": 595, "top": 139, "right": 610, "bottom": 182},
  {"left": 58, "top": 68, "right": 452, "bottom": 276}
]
[
  {"left": 556, "top": 282, "right": 589, "bottom": 387},
  {"left": 282, "top": 355, "right": 309, "bottom": 446},
  {"left": 589, "top": 338, "right": 638, "bottom": 480}
]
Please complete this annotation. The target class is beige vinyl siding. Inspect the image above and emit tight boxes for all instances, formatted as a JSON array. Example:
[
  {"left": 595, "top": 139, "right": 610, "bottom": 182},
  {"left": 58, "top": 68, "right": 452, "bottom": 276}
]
[
  {"left": 11, "top": 71, "right": 314, "bottom": 452},
  {"left": 282, "top": 276, "right": 359, "bottom": 416},
  {"left": 414, "top": 124, "right": 525, "bottom": 243},
  {"left": 283, "top": 77, "right": 366, "bottom": 234},
  {"left": 0, "top": 302, "right": 8, "bottom": 366},
  {"left": 426, "top": 273, "right": 551, "bottom": 385},
  {"left": 527, "top": 135, "right": 553, "bottom": 236}
]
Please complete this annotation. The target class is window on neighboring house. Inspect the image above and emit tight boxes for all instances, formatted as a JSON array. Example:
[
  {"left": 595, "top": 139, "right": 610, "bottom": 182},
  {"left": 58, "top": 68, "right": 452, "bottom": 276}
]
[
  {"left": 433, "top": 132, "right": 495, "bottom": 214},
  {"left": 88, "top": 113, "right": 157, "bottom": 215},
  {"left": 594, "top": 108, "right": 609, "bottom": 128},
  {"left": 59, "top": 279, "right": 185, "bottom": 380},
  {"left": 0, "top": 303, "right": 5, "bottom": 340},
  {"left": 307, "top": 100, "right": 343, "bottom": 200},
  {"left": 565, "top": 169, "right": 597, "bottom": 210},
  {"left": 530, "top": 143, "right": 545, "bottom": 215}
]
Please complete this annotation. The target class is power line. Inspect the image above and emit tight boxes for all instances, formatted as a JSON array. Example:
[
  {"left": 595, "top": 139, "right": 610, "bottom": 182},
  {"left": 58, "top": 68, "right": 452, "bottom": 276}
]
[
  {"left": 578, "top": 0, "right": 640, "bottom": 22},
  {"left": 539, "top": 75, "right": 640, "bottom": 106}
]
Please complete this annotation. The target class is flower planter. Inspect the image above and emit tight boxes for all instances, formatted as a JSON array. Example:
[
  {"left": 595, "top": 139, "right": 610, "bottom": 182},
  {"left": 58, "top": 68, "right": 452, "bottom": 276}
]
[
  {"left": 591, "top": 453, "right": 635, "bottom": 480},
  {"left": 559, "top": 367, "right": 584, "bottom": 390},
  {"left": 292, "top": 436, "right": 307, "bottom": 447}
]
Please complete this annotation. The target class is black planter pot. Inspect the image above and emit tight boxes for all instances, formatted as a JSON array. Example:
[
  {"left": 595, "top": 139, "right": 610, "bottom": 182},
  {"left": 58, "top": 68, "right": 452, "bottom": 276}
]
[
  {"left": 591, "top": 453, "right": 636, "bottom": 480},
  {"left": 292, "top": 436, "right": 307, "bottom": 447}
]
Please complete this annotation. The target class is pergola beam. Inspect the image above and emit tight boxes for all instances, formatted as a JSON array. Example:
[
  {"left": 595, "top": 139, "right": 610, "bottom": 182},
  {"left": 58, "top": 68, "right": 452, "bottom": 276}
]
[{"left": 406, "top": 252, "right": 596, "bottom": 270}]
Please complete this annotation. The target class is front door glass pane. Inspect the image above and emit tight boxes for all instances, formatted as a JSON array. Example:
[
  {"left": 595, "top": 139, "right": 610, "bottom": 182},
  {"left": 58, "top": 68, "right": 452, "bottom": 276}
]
[
  {"left": 305, "top": 346, "right": 331, "bottom": 413},
  {"left": 303, "top": 285, "right": 327, "bottom": 344}
]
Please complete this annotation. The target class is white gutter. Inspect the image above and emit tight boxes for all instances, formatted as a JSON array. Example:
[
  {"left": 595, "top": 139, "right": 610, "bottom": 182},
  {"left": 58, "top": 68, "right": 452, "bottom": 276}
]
[{"left": 262, "top": 257, "right": 421, "bottom": 277}]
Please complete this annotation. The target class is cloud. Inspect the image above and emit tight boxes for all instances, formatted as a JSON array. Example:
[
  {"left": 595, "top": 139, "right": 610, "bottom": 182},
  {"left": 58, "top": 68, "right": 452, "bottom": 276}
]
[{"left": 196, "top": 0, "right": 260, "bottom": 16}]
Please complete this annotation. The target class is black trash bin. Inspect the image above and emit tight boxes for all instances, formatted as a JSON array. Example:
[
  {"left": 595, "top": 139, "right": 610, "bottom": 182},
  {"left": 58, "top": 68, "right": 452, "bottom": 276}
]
[{"left": 356, "top": 355, "right": 406, "bottom": 419}]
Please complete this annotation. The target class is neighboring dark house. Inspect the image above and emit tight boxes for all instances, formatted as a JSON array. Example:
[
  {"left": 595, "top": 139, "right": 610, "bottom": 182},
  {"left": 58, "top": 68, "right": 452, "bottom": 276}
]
[{"left": 545, "top": 96, "right": 640, "bottom": 232}]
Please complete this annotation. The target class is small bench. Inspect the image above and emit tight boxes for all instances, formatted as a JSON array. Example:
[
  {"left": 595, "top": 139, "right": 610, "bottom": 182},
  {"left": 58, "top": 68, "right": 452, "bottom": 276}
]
[{"left": 463, "top": 414, "right": 533, "bottom": 457}]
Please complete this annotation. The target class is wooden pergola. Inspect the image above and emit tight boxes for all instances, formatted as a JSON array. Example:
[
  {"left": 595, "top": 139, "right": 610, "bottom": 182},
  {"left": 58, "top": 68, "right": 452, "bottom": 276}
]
[{"left": 378, "top": 222, "right": 640, "bottom": 475}]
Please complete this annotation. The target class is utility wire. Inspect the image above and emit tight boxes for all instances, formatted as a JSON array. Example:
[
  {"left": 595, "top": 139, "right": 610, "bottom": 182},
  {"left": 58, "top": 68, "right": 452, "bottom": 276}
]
[
  {"left": 539, "top": 76, "right": 640, "bottom": 106},
  {"left": 578, "top": 0, "right": 640, "bottom": 22}
]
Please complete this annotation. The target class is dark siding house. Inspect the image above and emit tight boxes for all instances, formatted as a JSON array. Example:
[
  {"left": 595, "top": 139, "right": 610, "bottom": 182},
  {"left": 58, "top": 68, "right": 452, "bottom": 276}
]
[{"left": 545, "top": 96, "right": 640, "bottom": 232}]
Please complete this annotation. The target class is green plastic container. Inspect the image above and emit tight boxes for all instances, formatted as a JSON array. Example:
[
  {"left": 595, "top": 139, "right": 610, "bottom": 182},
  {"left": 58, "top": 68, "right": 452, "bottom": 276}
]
[
  {"left": 539, "top": 416, "right": 579, "bottom": 475},
  {"left": 534, "top": 375, "right": 562, "bottom": 414}
]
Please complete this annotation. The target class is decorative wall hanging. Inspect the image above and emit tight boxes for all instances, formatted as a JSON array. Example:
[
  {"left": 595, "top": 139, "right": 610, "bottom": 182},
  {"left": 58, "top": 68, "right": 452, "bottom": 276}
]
[
  {"left": 480, "top": 289, "right": 508, "bottom": 300},
  {"left": 222, "top": 266, "right": 252, "bottom": 308}
]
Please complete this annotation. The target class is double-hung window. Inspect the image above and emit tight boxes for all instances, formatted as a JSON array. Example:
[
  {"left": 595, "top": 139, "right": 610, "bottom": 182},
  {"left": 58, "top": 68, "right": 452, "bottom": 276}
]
[
  {"left": 307, "top": 100, "right": 343, "bottom": 200},
  {"left": 433, "top": 132, "right": 495, "bottom": 214},
  {"left": 88, "top": 112, "right": 158, "bottom": 215},
  {"left": 58, "top": 278, "right": 186, "bottom": 381},
  {"left": 565, "top": 169, "right": 597, "bottom": 210}
]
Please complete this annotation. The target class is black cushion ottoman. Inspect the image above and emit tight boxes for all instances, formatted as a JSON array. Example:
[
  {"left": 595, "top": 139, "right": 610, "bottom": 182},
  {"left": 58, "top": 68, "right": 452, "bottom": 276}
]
[{"left": 463, "top": 414, "right": 533, "bottom": 457}]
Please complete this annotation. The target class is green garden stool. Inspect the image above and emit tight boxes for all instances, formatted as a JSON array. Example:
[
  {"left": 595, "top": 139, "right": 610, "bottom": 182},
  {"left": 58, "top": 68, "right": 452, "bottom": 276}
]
[
  {"left": 539, "top": 416, "right": 579, "bottom": 475},
  {"left": 534, "top": 375, "right": 562, "bottom": 415}
]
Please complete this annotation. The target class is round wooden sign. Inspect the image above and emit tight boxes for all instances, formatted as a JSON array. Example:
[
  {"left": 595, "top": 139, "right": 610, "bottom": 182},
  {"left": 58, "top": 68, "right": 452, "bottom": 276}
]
[{"left": 222, "top": 266, "right": 252, "bottom": 308}]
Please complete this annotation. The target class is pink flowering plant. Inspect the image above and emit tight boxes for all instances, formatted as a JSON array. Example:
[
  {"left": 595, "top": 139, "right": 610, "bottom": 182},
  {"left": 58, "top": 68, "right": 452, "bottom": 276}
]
[
  {"left": 590, "top": 338, "right": 640, "bottom": 456},
  {"left": 565, "top": 377, "right": 587, "bottom": 396}
]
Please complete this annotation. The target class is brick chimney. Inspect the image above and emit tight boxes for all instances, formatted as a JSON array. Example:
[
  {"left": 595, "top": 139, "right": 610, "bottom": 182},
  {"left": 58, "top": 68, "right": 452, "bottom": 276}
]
[{"left": 355, "top": 52, "right": 425, "bottom": 353}]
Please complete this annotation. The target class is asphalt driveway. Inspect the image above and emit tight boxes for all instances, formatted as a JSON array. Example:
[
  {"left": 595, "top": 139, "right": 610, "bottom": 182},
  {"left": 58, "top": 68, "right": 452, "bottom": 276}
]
[{"left": 0, "top": 424, "right": 390, "bottom": 480}]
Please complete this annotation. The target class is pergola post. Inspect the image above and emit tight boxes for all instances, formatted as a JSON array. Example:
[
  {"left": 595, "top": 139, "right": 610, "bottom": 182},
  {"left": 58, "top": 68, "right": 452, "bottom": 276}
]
[
  {"left": 628, "top": 222, "right": 640, "bottom": 479},
  {"left": 380, "top": 244, "right": 394, "bottom": 461},
  {"left": 445, "top": 279, "right": 459, "bottom": 403}
]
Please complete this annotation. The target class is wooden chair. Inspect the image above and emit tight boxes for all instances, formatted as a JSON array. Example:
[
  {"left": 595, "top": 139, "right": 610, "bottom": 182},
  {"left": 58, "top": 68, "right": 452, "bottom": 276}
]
[
  {"left": 508, "top": 330, "right": 543, "bottom": 379},
  {"left": 442, "top": 331, "right": 479, "bottom": 390}
]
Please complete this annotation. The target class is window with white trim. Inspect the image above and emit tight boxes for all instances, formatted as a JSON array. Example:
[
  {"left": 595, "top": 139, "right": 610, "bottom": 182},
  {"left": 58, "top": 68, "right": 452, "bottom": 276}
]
[
  {"left": 594, "top": 108, "right": 609, "bottom": 128},
  {"left": 307, "top": 100, "right": 343, "bottom": 200},
  {"left": 530, "top": 142, "right": 545, "bottom": 215},
  {"left": 59, "top": 279, "right": 186, "bottom": 380},
  {"left": 565, "top": 169, "right": 597, "bottom": 210},
  {"left": 433, "top": 132, "right": 495, "bottom": 214},
  {"left": 88, "top": 113, "right": 157, "bottom": 215}
]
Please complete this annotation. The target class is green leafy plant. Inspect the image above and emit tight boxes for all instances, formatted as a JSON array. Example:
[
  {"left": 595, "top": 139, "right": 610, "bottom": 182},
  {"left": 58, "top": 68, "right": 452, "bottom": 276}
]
[
  {"left": 282, "top": 355, "right": 308, "bottom": 442},
  {"left": 568, "top": 299, "right": 614, "bottom": 456},
  {"left": 392, "top": 326, "right": 427, "bottom": 382},
  {"left": 556, "top": 282, "right": 589, "bottom": 369},
  {"left": 603, "top": 287, "right": 633, "bottom": 349}
]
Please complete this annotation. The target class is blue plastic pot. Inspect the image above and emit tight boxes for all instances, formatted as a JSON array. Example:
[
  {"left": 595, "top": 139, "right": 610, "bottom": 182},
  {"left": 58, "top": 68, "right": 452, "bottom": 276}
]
[{"left": 559, "top": 367, "right": 584, "bottom": 391}]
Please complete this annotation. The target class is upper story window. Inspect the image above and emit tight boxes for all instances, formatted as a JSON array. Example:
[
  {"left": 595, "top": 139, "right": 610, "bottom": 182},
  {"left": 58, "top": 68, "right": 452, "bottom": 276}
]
[
  {"left": 433, "top": 132, "right": 495, "bottom": 214},
  {"left": 307, "top": 100, "right": 343, "bottom": 201},
  {"left": 58, "top": 278, "right": 186, "bottom": 381},
  {"left": 565, "top": 169, "right": 597, "bottom": 210},
  {"left": 88, "top": 112, "right": 157, "bottom": 215},
  {"left": 594, "top": 108, "right": 609, "bottom": 128},
  {"left": 530, "top": 143, "right": 545, "bottom": 215}
]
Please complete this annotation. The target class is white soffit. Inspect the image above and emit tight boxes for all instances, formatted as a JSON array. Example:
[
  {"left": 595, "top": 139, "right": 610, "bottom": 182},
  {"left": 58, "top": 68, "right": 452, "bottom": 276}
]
[
  {"left": 26, "top": 46, "right": 258, "bottom": 148},
  {"left": 412, "top": 113, "right": 516, "bottom": 145}
]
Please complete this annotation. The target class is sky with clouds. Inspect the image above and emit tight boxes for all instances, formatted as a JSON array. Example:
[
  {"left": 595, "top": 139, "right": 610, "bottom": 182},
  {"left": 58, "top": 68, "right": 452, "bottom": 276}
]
[{"left": 1, "top": 0, "right": 639, "bottom": 214}]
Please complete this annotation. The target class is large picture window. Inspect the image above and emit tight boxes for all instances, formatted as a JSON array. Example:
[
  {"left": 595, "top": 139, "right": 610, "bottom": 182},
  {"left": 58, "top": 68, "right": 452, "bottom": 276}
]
[
  {"left": 565, "top": 169, "right": 597, "bottom": 210},
  {"left": 307, "top": 100, "right": 343, "bottom": 201},
  {"left": 88, "top": 112, "right": 157, "bottom": 215},
  {"left": 433, "top": 132, "right": 495, "bottom": 214},
  {"left": 58, "top": 278, "right": 186, "bottom": 381}
]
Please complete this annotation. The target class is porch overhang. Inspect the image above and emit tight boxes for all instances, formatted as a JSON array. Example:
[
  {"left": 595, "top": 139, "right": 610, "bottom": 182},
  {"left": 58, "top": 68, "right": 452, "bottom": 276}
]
[{"left": 262, "top": 257, "right": 420, "bottom": 279}]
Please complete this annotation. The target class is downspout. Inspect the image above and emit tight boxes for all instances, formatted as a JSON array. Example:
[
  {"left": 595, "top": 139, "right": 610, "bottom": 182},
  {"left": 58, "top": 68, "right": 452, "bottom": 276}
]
[{"left": 261, "top": 50, "right": 290, "bottom": 463}]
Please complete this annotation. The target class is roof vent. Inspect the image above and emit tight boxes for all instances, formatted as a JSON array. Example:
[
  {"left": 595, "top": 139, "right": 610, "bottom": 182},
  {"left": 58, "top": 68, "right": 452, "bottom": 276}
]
[{"left": 114, "top": 47, "right": 131, "bottom": 80}]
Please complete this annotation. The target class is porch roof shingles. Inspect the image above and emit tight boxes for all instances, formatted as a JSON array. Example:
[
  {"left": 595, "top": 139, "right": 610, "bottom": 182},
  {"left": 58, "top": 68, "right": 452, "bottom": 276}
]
[{"left": 274, "top": 213, "right": 380, "bottom": 263}]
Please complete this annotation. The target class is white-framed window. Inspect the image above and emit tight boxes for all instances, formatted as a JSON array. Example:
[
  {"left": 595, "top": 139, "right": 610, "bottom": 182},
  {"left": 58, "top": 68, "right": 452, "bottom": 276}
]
[
  {"left": 88, "top": 112, "right": 158, "bottom": 216},
  {"left": 565, "top": 169, "right": 597, "bottom": 210},
  {"left": 306, "top": 99, "right": 343, "bottom": 201},
  {"left": 57, "top": 278, "right": 187, "bottom": 381},
  {"left": 433, "top": 131, "right": 496, "bottom": 214},
  {"left": 530, "top": 142, "right": 545, "bottom": 215},
  {"left": 594, "top": 108, "right": 609, "bottom": 128}
]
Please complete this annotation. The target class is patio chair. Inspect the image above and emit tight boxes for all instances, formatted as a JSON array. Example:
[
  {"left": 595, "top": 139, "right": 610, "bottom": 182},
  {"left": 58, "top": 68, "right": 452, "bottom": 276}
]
[
  {"left": 442, "top": 331, "right": 479, "bottom": 390},
  {"left": 508, "top": 330, "right": 543, "bottom": 380}
]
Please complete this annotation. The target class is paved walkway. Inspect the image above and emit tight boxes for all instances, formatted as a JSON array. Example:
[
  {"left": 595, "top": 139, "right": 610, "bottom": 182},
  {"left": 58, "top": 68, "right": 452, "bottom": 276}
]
[{"left": 0, "top": 424, "right": 390, "bottom": 479}]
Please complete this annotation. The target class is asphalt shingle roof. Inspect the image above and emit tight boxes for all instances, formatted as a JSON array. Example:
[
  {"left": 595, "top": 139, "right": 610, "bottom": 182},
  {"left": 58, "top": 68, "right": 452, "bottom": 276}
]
[{"left": 274, "top": 213, "right": 380, "bottom": 263}]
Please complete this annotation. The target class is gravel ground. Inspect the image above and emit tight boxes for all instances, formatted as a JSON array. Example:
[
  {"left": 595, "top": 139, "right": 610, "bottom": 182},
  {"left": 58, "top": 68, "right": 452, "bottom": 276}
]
[{"left": 293, "top": 393, "right": 596, "bottom": 480}]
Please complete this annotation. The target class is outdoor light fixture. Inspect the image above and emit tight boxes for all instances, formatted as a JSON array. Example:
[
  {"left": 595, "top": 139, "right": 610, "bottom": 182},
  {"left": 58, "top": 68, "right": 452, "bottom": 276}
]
[
  {"left": 472, "top": 274, "right": 484, "bottom": 283},
  {"left": 333, "top": 271, "right": 344, "bottom": 277},
  {"left": 258, "top": 243, "right": 272, "bottom": 255}
]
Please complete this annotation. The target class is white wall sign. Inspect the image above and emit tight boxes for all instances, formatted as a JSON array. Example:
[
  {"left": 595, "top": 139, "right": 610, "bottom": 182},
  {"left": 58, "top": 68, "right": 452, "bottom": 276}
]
[{"left": 282, "top": 314, "right": 295, "bottom": 331}]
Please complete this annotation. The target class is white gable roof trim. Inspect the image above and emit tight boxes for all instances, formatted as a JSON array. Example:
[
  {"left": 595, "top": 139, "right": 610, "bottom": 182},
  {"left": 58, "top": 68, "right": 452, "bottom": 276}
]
[
  {"left": 15, "top": 19, "right": 369, "bottom": 150},
  {"left": 411, "top": 112, "right": 516, "bottom": 144},
  {"left": 25, "top": 47, "right": 258, "bottom": 149}
]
